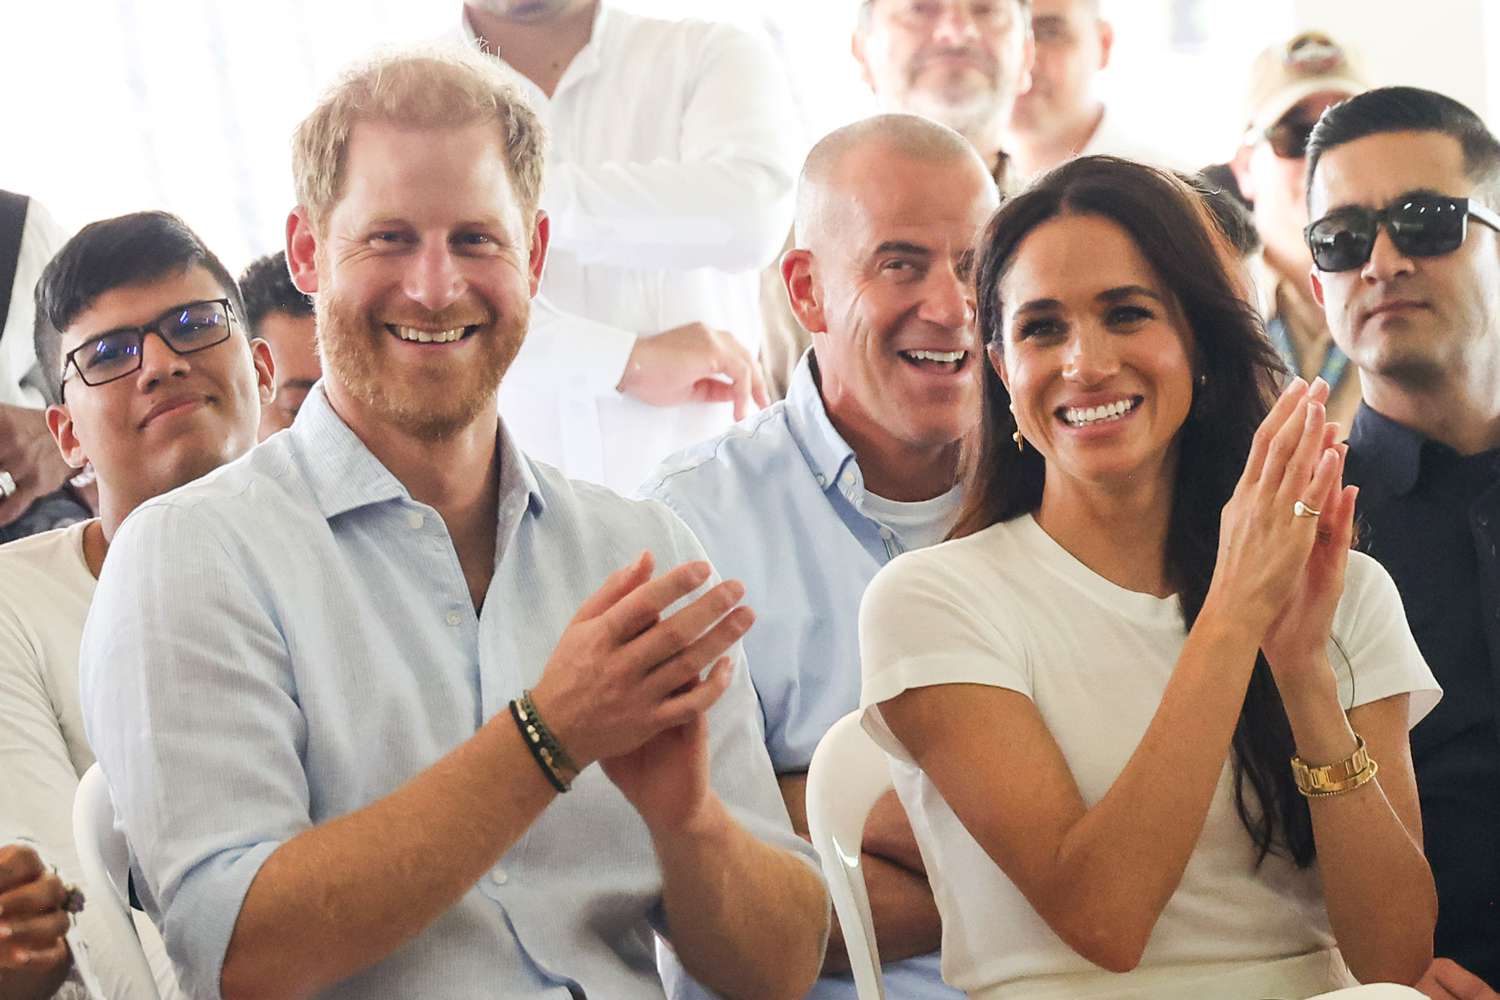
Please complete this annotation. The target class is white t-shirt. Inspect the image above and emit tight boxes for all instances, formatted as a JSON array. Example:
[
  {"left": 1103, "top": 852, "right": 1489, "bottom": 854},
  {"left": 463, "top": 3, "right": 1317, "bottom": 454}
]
[
  {"left": 0, "top": 521, "right": 180, "bottom": 999},
  {"left": 859, "top": 514, "right": 1441, "bottom": 1000},
  {"left": 861, "top": 485, "right": 963, "bottom": 554}
]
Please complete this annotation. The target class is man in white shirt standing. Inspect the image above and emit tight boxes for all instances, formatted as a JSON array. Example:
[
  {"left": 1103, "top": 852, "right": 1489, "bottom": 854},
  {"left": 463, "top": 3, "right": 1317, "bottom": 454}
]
[
  {"left": 0, "top": 191, "right": 90, "bottom": 541},
  {"left": 461, "top": 0, "right": 800, "bottom": 493},
  {"left": 1002, "top": 0, "right": 1176, "bottom": 179},
  {"left": 0, "top": 209, "right": 273, "bottom": 1000}
]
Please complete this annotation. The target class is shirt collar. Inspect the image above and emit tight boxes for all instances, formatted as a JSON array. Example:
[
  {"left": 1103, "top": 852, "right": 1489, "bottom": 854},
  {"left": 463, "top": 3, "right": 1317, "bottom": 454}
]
[
  {"left": 460, "top": 2, "right": 609, "bottom": 96},
  {"left": 1348, "top": 403, "right": 1428, "bottom": 496},
  {"left": 784, "top": 350, "right": 862, "bottom": 495},
  {"left": 291, "top": 383, "right": 545, "bottom": 521}
]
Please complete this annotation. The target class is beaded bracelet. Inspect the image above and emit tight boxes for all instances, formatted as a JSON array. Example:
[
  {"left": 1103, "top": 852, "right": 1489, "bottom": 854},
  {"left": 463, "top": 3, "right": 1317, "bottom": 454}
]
[{"left": 510, "top": 691, "right": 579, "bottom": 793}]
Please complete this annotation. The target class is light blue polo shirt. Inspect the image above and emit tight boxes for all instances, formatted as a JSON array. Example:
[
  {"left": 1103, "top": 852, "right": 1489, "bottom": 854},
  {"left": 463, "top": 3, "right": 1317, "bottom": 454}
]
[{"left": 642, "top": 351, "right": 963, "bottom": 1000}]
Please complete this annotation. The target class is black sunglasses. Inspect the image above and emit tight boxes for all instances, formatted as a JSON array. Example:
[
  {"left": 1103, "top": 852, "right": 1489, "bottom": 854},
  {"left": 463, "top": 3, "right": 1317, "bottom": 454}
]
[
  {"left": 1304, "top": 192, "right": 1500, "bottom": 273},
  {"left": 60, "top": 298, "right": 236, "bottom": 397},
  {"left": 1259, "top": 118, "right": 1316, "bottom": 159}
]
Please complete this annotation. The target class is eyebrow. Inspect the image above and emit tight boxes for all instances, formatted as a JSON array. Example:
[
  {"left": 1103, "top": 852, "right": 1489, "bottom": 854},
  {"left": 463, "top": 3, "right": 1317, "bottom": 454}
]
[
  {"left": 1322, "top": 187, "right": 1452, "bottom": 216},
  {"left": 278, "top": 378, "right": 318, "bottom": 392},
  {"left": 872, "top": 241, "right": 932, "bottom": 258},
  {"left": 1013, "top": 285, "right": 1165, "bottom": 314}
]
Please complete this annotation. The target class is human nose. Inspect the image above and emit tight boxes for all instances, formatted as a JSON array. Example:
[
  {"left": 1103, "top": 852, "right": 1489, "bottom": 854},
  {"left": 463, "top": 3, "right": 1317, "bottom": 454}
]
[
  {"left": 403, "top": 238, "right": 466, "bottom": 313},
  {"left": 1361, "top": 223, "right": 1416, "bottom": 284},
  {"left": 917, "top": 262, "right": 973, "bottom": 330},
  {"left": 932, "top": 2, "right": 982, "bottom": 43},
  {"left": 1062, "top": 323, "right": 1119, "bottom": 384},
  {"left": 134, "top": 330, "right": 191, "bottom": 390}
]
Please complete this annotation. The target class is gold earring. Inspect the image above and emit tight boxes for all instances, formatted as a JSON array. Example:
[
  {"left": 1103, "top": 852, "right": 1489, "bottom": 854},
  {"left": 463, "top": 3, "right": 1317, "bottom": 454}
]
[{"left": 1009, "top": 403, "right": 1024, "bottom": 452}]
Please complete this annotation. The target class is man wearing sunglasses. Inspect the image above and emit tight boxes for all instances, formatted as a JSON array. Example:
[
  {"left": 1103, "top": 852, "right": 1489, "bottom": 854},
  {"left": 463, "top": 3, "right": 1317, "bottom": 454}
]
[
  {"left": 1306, "top": 86, "right": 1500, "bottom": 999},
  {"left": 0, "top": 210, "right": 272, "bottom": 998},
  {"left": 1230, "top": 31, "right": 1366, "bottom": 433}
]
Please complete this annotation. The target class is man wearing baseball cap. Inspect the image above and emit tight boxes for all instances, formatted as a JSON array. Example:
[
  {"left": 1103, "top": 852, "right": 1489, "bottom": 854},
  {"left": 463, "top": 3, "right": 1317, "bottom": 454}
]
[{"left": 1231, "top": 31, "right": 1367, "bottom": 431}]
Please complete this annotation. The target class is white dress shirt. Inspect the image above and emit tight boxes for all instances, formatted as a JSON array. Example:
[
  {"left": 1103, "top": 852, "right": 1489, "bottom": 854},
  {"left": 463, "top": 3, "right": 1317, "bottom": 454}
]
[
  {"left": 463, "top": 5, "right": 801, "bottom": 493},
  {"left": 2, "top": 195, "right": 67, "bottom": 407}
]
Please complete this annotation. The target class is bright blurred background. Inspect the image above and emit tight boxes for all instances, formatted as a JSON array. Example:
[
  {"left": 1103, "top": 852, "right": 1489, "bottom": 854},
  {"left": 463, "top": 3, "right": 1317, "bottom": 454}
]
[{"left": 2, "top": 0, "right": 1495, "bottom": 271}]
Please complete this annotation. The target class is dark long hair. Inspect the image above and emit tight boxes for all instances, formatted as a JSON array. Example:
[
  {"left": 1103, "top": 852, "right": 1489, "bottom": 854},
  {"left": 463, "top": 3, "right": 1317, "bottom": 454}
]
[{"left": 954, "top": 156, "right": 1314, "bottom": 867}]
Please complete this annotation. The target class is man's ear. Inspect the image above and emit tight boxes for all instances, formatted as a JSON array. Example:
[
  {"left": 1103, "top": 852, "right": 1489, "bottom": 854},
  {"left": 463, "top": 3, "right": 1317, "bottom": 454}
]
[
  {"left": 286, "top": 207, "right": 321, "bottom": 295},
  {"left": 1096, "top": 19, "right": 1114, "bottom": 70},
  {"left": 1309, "top": 269, "right": 1326, "bottom": 308},
  {"left": 851, "top": 30, "right": 876, "bottom": 93},
  {"left": 1229, "top": 143, "right": 1256, "bottom": 204},
  {"left": 527, "top": 210, "right": 551, "bottom": 297},
  {"left": 249, "top": 338, "right": 277, "bottom": 405},
  {"left": 781, "top": 249, "right": 827, "bottom": 336},
  {"left": 45, "top": 404, "right": 88, "bottom": 471}
]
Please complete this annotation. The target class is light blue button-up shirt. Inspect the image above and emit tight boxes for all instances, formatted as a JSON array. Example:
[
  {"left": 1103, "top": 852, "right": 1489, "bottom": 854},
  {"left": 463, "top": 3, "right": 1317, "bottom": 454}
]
[
  {"left": 641, "top": 353, "right": 962, "bottom": 1000},
  {"left": 79, "top": 385, "right": 814, "bottom": 1000}
]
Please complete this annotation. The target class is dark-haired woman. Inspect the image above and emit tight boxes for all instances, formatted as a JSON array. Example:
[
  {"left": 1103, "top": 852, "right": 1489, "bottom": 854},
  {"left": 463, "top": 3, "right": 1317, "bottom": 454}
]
[{"left": 858, "top": 157, "right": 1439, "bottom": 999}]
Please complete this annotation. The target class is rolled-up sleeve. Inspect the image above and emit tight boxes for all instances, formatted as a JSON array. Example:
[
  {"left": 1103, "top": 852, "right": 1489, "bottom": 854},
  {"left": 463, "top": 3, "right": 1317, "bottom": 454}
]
[
  {"left": 541, "top": 22, "right": 799, "bottom": 273},
  {"left": 79, "top": 501, "right": 310, "bottom": 1000}
]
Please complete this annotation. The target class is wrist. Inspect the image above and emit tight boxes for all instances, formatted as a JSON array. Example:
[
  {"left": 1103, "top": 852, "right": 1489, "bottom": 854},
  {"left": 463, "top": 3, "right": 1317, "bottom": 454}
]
[
  {"left": 1195, "top": 589, "right": 1268, "bottom": 653},
  {"left": 614, "top": 337, "right": 645, "bottom": 395},
  {"left": 648, "top": 788, "right": 729, "bottom": 844},
  {"left": 1280, "top": 679, "right": 1357, "bottom": 764}
]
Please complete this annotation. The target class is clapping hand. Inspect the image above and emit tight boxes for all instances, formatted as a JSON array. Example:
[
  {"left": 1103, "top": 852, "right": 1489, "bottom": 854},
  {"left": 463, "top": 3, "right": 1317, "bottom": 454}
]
[{"left": 0, "top": 843, "right": 77, "bottom": 977}]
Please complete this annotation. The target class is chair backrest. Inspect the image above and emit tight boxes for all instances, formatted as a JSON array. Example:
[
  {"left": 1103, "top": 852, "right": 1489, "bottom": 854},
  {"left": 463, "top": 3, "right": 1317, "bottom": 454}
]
[
  {"left": 72, "top": 763, "right": 163, "bottom": 998},
  {"left": 806, "top": 710, "right": 893, "bottom": 1000}
]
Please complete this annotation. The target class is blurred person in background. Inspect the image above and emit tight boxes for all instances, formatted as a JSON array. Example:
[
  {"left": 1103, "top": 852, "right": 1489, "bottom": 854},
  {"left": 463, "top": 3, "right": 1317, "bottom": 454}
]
[
  {"left": 761, "top": 0, "right": 1032, "bottom": 402},
  {"left": 238, "top": 251, "right": 319, "bottom": 440},
  {"left": 1003, "top": 0, "right": 1178, "bottom": 180},
  {"left": 0, "top": 190, "right": 90, "bottom": 542},
  {"left": 462, "top": 0, "right": 799, "bottom": 493},
  {"left": 1232, "top": 31, "right": 1367, "bottom": 433}
]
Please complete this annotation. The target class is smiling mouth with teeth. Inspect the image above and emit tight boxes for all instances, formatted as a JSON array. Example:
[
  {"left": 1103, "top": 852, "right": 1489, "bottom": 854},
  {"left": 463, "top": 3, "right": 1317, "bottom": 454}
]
[
  {"left": 1060, "top": 396, "right": 1141, "bottom": 427},
  {"left": 386, "top": 324, "right": 478, "bottom": 344},
  {"left": 899, "top": 349, "right": 968, "bottom": 369}
]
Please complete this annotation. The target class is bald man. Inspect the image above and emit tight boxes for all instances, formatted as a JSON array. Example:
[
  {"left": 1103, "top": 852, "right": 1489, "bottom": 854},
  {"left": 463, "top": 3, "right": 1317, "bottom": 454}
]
[{"left": 642, "top": 114, "right": 997, "bottom": 999}]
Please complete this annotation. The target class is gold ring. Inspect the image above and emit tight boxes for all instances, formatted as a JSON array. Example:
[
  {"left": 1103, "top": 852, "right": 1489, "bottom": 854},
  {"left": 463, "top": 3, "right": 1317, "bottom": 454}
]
[{"left": 1293, "top": 500, "right": 1322, "bottom": 518}]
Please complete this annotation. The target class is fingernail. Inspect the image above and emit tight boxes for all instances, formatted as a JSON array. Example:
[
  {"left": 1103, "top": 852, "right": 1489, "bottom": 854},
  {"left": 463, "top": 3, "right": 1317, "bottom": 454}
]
[{"left": 0, "top": 924, "right": 11, "bottom": 939}]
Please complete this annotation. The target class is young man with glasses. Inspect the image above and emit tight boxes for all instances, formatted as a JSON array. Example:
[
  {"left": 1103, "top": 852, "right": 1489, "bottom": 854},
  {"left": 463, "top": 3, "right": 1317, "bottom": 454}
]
[
  {"left": 1230, "top": 31, "right": 1366, "bottom": 432},
  {"left": 0, "top": 210, "right": 272, "bottom": 999},
  {"left": 1306, "top": 86, "right": 1500, "bottom": 1000}
]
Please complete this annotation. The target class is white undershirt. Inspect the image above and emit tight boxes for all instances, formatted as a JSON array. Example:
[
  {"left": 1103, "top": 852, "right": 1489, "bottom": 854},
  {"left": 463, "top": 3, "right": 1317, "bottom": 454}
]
[{"left": 860, "top": 485, "right": 962, "bottom": 553}]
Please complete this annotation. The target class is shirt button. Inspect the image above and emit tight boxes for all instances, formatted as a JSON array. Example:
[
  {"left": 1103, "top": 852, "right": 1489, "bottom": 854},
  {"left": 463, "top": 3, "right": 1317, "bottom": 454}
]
[
  {"left": 489, "top": 867, "right": 509, "bottom": 886},
  {"left": 446, "top": 611, "right": 462, "bottom": 627},
  {"left": 815, "top": 474, "right": 826, "bottom": 487},
  {"left": 407, "top": 511, "right": 425, "bottom": 530},
  {"left": 879, "top": 527, "right": 893, "bottom": 540}
]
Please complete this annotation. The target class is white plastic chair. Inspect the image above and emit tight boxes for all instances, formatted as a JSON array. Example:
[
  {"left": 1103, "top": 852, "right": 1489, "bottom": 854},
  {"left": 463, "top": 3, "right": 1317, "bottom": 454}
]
[
  {"left": 807, "top": 710, "right": 894, "bottom": 1000},
  {"left": 1307, "top": 986, "right": 1426, "bottom": 998},
  {"left": 72, "top": 763, "right": 163, "bottom": 999}
]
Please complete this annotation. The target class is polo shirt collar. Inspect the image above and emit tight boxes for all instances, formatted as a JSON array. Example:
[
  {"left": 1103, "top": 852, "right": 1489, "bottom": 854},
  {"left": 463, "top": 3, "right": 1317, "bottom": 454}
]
[
  {"left": 1348, "top": 403, "right": 1428, "bottom": 497},
  {"left": 291, "top": 383, "right": 544, "bottom": 522},
  {"left": 783, "top": 350, "right": 863, "bottom": 497}
]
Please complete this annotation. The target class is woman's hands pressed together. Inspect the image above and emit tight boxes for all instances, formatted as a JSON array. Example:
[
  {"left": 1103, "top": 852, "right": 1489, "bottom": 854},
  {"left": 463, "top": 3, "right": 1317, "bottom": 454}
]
[{"left": 1207, "top": 377, "right": 1353, "bottom": 676}]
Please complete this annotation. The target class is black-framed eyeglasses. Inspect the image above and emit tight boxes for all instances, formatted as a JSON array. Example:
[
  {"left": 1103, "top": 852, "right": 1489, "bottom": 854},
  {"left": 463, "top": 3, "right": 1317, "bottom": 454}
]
[
  {"left": 1258, "top": 118, "right": 1316, "bottom": 159},
  {"left": 60, "top": 298, "right": 235, "bottom": 397},
  {"left": 1304, "top": 192, "right": 1500, "bottom": 273}
]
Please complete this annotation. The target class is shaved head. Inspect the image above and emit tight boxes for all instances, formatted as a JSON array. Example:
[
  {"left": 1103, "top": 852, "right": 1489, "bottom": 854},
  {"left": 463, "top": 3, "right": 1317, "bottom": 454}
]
[{"left": 795, "top": 113, "right": 990, "bottom": 248}]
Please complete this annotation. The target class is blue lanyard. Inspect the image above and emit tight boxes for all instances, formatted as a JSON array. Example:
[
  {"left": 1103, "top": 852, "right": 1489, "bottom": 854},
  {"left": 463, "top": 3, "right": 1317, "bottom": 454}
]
[{"left": 1266, "top": 314, "right": 1350, "bottom": 389}]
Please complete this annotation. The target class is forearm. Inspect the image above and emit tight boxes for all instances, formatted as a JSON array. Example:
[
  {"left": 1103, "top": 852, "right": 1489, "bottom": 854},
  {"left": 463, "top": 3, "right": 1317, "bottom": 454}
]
[
  {"left": 821, "top": 855, "right": 940, "bottom": 975},
  {"left": 1040, "top": 607, "right": 1264, "bottom": 961},
  {"left": 221, "top": 717, "right": 555, "bottom": 1000},
  {"left": 1281, "top": 684, "right": 1435, "bottom": 983},
  {"left": 655, "top": 795, "right": 827, "bottom": 1000}
]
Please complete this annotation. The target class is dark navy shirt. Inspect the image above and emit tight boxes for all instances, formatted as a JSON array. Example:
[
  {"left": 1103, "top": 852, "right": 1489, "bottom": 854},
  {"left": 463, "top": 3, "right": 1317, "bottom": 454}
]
[{"left": 1345, "top": 404, "right": 1500, "bottom": 982}]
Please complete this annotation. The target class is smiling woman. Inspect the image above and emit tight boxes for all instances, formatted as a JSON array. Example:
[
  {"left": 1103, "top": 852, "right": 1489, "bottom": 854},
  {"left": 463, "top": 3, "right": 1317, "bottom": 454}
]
[{"left": 856, "top": 156, "right": 1442, "bottom": 998}]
